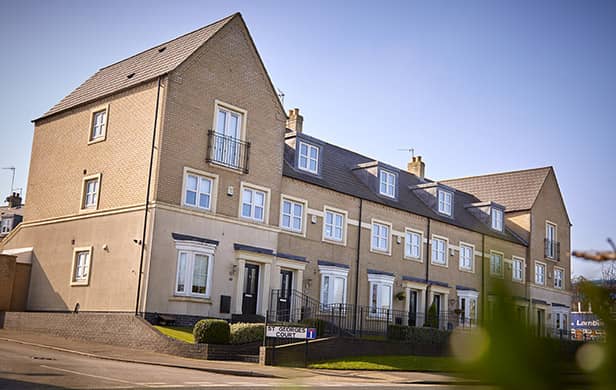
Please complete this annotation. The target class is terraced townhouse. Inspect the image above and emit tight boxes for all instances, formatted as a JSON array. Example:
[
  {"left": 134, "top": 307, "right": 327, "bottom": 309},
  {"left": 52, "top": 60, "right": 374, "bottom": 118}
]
[{"left": 0, "top": 13, "right": 572, "bottom": 336}]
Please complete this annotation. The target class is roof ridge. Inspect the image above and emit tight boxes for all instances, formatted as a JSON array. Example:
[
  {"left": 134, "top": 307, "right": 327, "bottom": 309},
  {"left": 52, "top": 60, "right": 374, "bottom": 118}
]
[
  {"left": 440, "top": 166, "right": 552, "bottom": 183},
  {"left": 98, "top": 13, "right": 237, "bottom": 71}
]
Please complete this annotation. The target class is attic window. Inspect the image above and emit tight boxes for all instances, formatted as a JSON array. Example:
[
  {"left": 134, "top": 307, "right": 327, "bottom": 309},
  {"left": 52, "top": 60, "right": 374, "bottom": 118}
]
[
  {"left": 437, "top": 189, "right": 453, "bottom": 216},
  {"left": 158, "top": 46, "right": 167, "bottom": 53},
  {"left": 127, "top": 72, "right": 135, "bottom": 79},
  {"left": 491, "top": 208, "right": 504, "bottom": 231},
  {"left": 379, "top": 169, "right": 396, "bottom": 198}
]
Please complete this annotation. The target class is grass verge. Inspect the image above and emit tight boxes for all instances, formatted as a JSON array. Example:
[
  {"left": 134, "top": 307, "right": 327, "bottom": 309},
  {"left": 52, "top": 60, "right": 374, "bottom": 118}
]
[
  {"left": 154, "top": 325, "right": 194, "bottom": 343},
  {"left": 308, "top": 355, "right": 458, "bottom": 372}
]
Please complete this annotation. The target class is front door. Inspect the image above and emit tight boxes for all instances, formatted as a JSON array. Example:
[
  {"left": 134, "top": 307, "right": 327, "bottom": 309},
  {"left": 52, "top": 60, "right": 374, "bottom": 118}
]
[
  {"left": 433, "top": 294, "right": 441, "bottom": 328},
  {"left": 242, "top": 264, "right": 259, "bottom": 315},
  {"left": 277, "top": 270, "right": 293, "bottom": 321},
  {"left": 408, "top": 290, "right": 418, "bottom": 326}
]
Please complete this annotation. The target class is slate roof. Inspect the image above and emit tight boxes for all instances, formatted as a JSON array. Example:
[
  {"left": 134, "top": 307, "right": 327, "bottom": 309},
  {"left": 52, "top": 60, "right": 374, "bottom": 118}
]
[
  {"left": 37, "top": 13, "right": 237, "bottom": 121},
  {"left": 440, "top": 167, "right": 552, "bottom": 212},
  {"left": 283, "top": 132, "right": 527, "bottom": 245}
]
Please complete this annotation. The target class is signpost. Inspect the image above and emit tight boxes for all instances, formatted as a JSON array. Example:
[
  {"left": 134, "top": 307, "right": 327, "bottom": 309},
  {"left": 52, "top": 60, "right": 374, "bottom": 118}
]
[{"left": 265, "top": 325, "right": 317, "bottom": 367}]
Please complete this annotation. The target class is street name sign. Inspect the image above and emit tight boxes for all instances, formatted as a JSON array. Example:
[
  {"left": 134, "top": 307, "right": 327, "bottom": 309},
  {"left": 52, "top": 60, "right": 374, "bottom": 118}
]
[{"left": 266, "top": 326, "right": 317, "bottom": 339}]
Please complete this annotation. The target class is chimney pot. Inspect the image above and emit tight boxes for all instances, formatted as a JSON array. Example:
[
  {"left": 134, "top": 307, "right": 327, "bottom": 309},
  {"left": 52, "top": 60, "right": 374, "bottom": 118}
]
[
  {"left": 6, "top": 192, "right": 22, "bottom": 208},
  {"left": 407, "top": 155, "right": 425, "bottom": 179},
  {"left": 286, "top": 108, "right": 303, "bottom": 133}
]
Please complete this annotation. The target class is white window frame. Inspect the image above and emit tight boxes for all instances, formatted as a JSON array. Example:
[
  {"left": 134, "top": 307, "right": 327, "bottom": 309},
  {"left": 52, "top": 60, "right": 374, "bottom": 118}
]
[
  {"left": 404, "top": 228, "right": 423, "bottom": 261},
  {"left": 459, "top": 242, "right": 474, "bottom": 272},
  {"left": 322, "top": 206, "right": 347, "bottom": 245},
  {"left": 318, "top": 265, "right": 349, "bottom": 310},
  {"left": 535, "top": 261, "right": 546, "bottom": 286},
  {"left": 431, "top": 235, "right": 448, "bottom": 267},
  {"left": 182, "top": 168, "right": 218, "bottom": 212},
  {"left": 297, "top": 140, "right": 320, "bottom": 174},
  {"left": 368, "top": 273, "right": 395, "bottom": 319},
  {"left": 80, "top": 173, "right": 101, "bottom": 211},
  {"left": 70, "top": 246, "right": 93, "bottom": 286},
  {"left": 512, "top": 256, "right": 525, "bottom": 282},
  {"left": 211, "top": 100, "right": 247, "bottom": 169},
  {"left": 489, "top": 250, "right": 504, "bottom": 278},
  {"left": 174, "top": 240, "right": 216, "bottom": 299},
  {"left": 279, "top": 195, "right": 307, "bottom": 235},
  {"left": 457, "top": 290, "right": 479, "bottom": 326},
  {"left": 491, "top": 207, "right": 504, "bottom": 231},
  {"left": 0, "top": 218, "right": 12, "bottom": 234},
  {"left": 437, "top": 189, "right": 453, "bottom": 216},
  {"left": 554, "top": 267, "right": 565, "bottom": 289},
  {"left": 379, "top": 169, "right": 396, "bottom": 198},
  {"left": 239, "top": 182, "right": 270, "bottom": 224},
  {"left": 546, "top": 221, "right": 557, "bottom": 259},
  {"left": 370, "top": 219, "right": 391, "bottom": 255},
  {"left": 88, "top": 104, "right": 109, "bottom": 144}
]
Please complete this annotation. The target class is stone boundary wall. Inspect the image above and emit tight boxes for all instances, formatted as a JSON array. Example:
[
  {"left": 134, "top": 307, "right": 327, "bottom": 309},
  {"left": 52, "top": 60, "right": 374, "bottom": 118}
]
[
  {"left": 0, "top": 311, "right": 257, "bottom": 360},
  {"left": 259, "top": 336, "right": 449, "bottom": 366}
]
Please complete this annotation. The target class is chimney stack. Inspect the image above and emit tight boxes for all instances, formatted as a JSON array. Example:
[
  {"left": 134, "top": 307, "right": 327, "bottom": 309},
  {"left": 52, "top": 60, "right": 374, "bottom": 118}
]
[
  {"left": 407, "top": 156, "right": 425, "bottom": 179},
  {"left": 286, "top": 108, "right": 303, "bottom": 133},
  {"left": 6, "top": 192, "right": 22, "bottom": 208}
]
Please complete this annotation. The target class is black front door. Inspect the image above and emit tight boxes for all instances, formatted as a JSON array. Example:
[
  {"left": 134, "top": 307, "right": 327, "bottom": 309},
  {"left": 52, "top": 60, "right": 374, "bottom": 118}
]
[
  {"left": 408, "top": 290, "right": 418, "bottom": 326},
  {"left": 242, "top": 264, "right": 259, "bottom": 315},
  {"left": 433, "top": 294, "right": 441, "bottom": 328},
  {"left": 277, "top": 270, "right": 293, "bottom": 321}
]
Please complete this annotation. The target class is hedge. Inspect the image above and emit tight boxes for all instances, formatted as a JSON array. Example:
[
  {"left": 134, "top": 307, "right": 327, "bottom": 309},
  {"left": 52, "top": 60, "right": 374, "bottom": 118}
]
[
  {"left": 193, "top": 319, "right": 230, "bottom": 344},
  {"left": 387, "top": 324, "right": 450, "bottom": 345},
  {"left": 230, "top": 323, "right": 264, "bottom": 344}
]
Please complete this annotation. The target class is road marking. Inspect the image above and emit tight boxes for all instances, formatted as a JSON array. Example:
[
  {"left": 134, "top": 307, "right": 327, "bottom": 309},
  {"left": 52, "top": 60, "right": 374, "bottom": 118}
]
[{"left": 40, "top": 365, "right": 139, "bottom": 386}]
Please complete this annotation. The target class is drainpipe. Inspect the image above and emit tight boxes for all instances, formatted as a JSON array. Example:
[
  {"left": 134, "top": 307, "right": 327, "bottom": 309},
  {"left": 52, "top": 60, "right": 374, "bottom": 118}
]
[
  {"left": 135, "top": 76, "right": 163, "bottom": 316},
  {"left": 424, "top": 218, "right": 431, "bottom": 318},
  {"left": 353, "top": 198, "right": 363, "bottom": 333},
  {"left": 481, "top": 233, "right": 486, "bottom": 325}
]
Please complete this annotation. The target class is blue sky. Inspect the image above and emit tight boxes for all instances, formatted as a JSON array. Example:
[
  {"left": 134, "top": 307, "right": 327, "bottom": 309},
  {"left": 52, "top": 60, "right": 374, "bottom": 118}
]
[{"left": 1, "top": 0, "right": 614, "bottom": 278}]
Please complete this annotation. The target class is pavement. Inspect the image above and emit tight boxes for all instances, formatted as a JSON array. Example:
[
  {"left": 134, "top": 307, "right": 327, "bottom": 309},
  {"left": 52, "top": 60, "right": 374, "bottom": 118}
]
[{"left": 0, "top": 329, "right": 467, "bottom": 388}]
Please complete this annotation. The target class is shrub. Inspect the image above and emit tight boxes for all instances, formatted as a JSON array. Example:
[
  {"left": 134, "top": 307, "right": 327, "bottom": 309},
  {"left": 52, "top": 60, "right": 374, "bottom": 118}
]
[
  {"left": 230, "top": 323, "right": 264, "bottom": 344},
  {"left": 424, "top": 302, "right": 439, "bottom": 328},
  {"left": 387, "top": 324, "right": 450, "bottom": 345},
  {"left": 193, "top": 319, "right": 230, "bottom": 344}
]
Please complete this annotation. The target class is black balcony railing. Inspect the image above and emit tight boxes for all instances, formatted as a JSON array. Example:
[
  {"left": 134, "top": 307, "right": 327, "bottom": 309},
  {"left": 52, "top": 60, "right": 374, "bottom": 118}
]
[
  {"left": 206, "top": 130, "right": 250, "bottom": 173},
  {"left": 544, "top": 238, "right": 561, "bottom": 261}
]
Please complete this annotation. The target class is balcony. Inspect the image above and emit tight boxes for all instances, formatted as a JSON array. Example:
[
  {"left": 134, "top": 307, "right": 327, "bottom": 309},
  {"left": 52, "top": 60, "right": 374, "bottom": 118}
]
[
  {"left": 544, "top": 238, "right": 561, "bottom": 261},
  {"left": 206, "top": 130, "right": 250, "bottom": 173}
]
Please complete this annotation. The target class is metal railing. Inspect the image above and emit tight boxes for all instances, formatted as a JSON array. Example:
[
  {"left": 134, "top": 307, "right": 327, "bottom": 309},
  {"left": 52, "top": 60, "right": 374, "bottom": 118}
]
[
  {"left": 206, "top": 130, "right": 250, "bottom": 173},
  {"left": 544, "top": 238, "right": 561, "bottom": 261}
]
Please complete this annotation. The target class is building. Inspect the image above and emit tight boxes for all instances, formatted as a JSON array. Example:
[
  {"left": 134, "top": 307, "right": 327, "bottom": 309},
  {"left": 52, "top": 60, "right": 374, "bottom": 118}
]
[
  {"left": 1, "top": 193, "right": 24, "bottom": 241},
  {"left": 0, "top": 13, "right": 572, "bottom": 335}
]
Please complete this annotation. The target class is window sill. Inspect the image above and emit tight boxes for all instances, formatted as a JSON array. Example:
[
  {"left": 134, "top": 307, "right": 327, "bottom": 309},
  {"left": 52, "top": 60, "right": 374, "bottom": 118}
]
[
  {"left": 489, "top": 273, "right": 504, "bottom": 279},
  {"left": 208, "top": 160, "right": 248, "bottom": 175},
  {"left": 70, "top": 281, "right": 89, "bottom": 287},
  {"left": 87, "top": 136, "right": 107, "bottom": 145},
  {"left": 79, "top": 207, "right": 99, "bottom": 214},
  {"left": 430, "top": 261, "right": 448, "bottom": 268},
  {"left": 403, "top": 256, "right": 423, "bottom": 263},
  {"left": 279, "top": 227, "right": 305, "bottom": 237},
  {"left": 458, "top": 267, "right": 474, "bottom": 274},
  {"left": 323, "top": 237, "right": 346, "bottom": 246},
  {"left": 370, "top": 248, "right": 391, "bottom": 256},
  {"left": 169, "top": 296, "right": 212, "bottom": 304}
]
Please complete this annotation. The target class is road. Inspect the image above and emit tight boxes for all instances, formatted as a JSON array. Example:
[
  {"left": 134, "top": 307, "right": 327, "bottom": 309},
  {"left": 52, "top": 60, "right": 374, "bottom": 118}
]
[{"left": 0, "top": 339, "right": 463, "bottom": 389}]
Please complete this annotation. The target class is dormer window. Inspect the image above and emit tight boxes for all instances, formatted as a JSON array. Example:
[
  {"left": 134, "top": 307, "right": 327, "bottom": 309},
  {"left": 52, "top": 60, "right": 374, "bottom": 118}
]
[
  {"left": 437, "top": 189, "right": 453, "bottom": 216},
  {"left": 491, "top": 208, "right": 504, "bottom": 231},
  {"left": 298, "top": 141, "right": 319, "bottom": 174},
  {"left": 379, "top": 169, "right": 396, "bottom": 198}
]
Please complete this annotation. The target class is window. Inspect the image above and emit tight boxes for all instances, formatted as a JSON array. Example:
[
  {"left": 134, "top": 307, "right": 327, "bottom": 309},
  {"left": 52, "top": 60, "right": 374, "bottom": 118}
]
[
  {"left": 535, "top": 262, "right": 546, "bottom": 285},
  {"left": 71, "top": 247, "right": 92, "bottom": 285},
  {"left": 554, "top": 268, "right": 564, "bottom": 289},
  {"left": 368, "top": 274, "right": 394, "bottom": 318},
  {"left": 175, "top": 251, "right": 213, "bottom": 298},
  {"left": 371, "top": 221, "right": 390, "bottom": 253},
  {"left": 280, "top": 197, "right": 305, "bottom": 233},
  {"left": 405, "top": 230, "right": 422, "bottom": 260},
  {"left": 491, "top": 208, "right": 503, "bottom": 231},
  {"left": 490, "top": 252, "right": 503, "bottom": 276},
  {"left": 546, "top": 222, "right": 557, "bottom": 258},
  {"left": 437, "top": 189, "right": 453, "bottom": 216},
  {"left": 90, "top": 109, "right": 107, "bottom": 141},
  {"left": 298, "top": 141, "right": 319, "bottom": 174},
  {"left": 0, "top": 218, "right": 12, "bottom": 234},
  {"left": 81, "top": 175, "right": 100, "bottom": 210},
  {"left": 323, "top": 208, "right": 345, "bottom": 242},
  {"left": 319, "top": 265, "right": 348, "bottom": 309},
  {"left": 184, "top": 173, "right": 213, "bottom": 210},
  {"left": 457, "top": 291, "right": 479, "bottom": 327},
  {"left": 379, "top": 169, "right": 396, "bottom": 198},
  {"left": 212, "top": 103, "right": 245, "bottom": 168},
  {"left": 512, "top": 257, "right": 524, "bottom": 282},
  {"left": 431, "top": 237, "right": 447, "bottom": 265},
  {"left": 459, "top": 243, "right": 474, "bottom": 271},
  {"left": 241, "top": 186, "right": 266, "bottom": 222}
]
